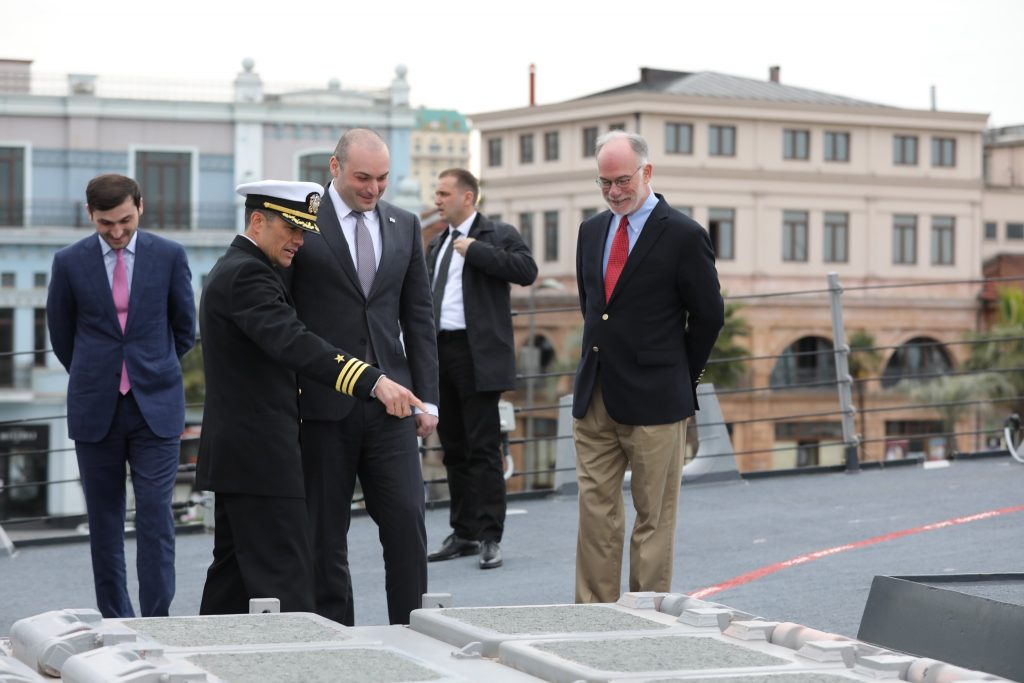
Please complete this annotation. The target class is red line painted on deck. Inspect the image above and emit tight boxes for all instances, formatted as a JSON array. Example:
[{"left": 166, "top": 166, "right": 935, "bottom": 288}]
[{"left": 688, "top": 504, "right": 1024, "bottom": 600}]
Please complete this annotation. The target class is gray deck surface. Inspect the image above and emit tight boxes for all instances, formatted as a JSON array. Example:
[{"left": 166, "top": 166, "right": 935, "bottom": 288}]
[{"left": 3, "top": 458, "right": 1023, "bottom": 639}]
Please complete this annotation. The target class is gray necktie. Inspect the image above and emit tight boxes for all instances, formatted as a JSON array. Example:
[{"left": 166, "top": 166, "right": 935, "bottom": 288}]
[
  {"left": 431, "top": 229, "right": 460, "bottom": 325},
  {"left": 352, "top": 211, "right": 376, "bottom": 296}
]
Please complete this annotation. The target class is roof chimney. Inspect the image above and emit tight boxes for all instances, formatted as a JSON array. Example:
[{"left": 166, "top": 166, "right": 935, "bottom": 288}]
[
  {"left": 529, "top": 63, "right": 536, "bottom": 107},
  {"left": 769, "top": 65, "right": 780, "bottom": 83}
]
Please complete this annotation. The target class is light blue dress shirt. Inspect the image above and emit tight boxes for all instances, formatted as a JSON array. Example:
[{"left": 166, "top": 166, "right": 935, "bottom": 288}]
[{"left": 602, "top": 191, "right": 658, "bottom": 275}]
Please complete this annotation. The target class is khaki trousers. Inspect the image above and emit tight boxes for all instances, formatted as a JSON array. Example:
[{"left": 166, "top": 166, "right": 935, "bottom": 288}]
[{"left": 573, "top": 383, "right": 687, "bottom": 603}]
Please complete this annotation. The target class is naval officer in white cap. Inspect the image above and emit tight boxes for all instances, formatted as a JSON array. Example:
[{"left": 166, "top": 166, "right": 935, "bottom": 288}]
[{"left": 196, "top": 180, "right": 424, "bottom": 614}]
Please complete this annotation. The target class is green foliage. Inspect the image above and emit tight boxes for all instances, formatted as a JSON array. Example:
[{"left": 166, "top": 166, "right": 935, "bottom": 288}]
[
  {"left": 902, "top": 372, "right": 1015, "bottom": 454},
  {"left": 181, "top": 341, "right": 205, "bottom": 406},
  {"left": 966, "top": 286, "right": 1024, "bottom": 404},
  {"left": 847, "top": 330, "right": 882, "bottom": 380},
  {"left": 702, "top": 298, "right": 750, "bottom": 389}
]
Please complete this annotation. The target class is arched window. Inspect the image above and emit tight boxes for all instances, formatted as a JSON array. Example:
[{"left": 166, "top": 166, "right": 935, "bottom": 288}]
[
  {"left": 881, "top": 337, "right": 953, "bottom": 388},
  {"left": 769, "top": 336, "right": 836, "bottom": 389}
]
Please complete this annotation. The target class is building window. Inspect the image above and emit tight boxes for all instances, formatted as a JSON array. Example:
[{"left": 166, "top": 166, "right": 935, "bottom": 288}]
[
  {"left": 543, "top": 131, "right": 559, "bottom": 162},
  {"left": 665, "top": 123, "right": 693, "bottom": 155},
  {"left": 519, "top": 134, "right": 535, "bottom": 164},
  {"left": 893, "top": 135, "right": 918, "bottom": 165},
  {"left": 783, "top": 129, "right": 810, "bottom": 160},
  {"left": 0, "top": 146, "right": 26, "bottom": 227},
  {"left": 824, "top": 211, "right": 849, "bottom": 263},
  {"left": 824, "top": 132, "right": 850, "bottom": 162},
  {"left": 543, "top": 210, "right": 558, "bottom": 262},
  {"left": 135, "top": 150, "right": 192, "bottom": 229},
  {"left": 882, "top": 337, "right": 953, "bottom": 388},
  {"left": 34, "top": 308, "right": 46, "bottom": 367},
  {"left": 708, "top": 208, "right": 735, "bottom": 260},
  {"left": 609, "top": 122, "right": 626, "bottom": 131},
  {"left": 770, "top": 336, "right": 836, "bottom": 389},
  {"left": 487, "top": 138, "right": 502, "bottom": 167},
  {"left": 34, "top": 272, "right": 47, "bottom": 288},
  {"left": 709, "top": 125, "right": 736, "bottom": 157},
  {"left": 931, "top": 137, "right": 956, "bottom": 167},
  {"left": 298, "top": 153, "right": 332, "bottom": 187},
  {"left": 984, "top": 221, "right": 997, "bottom": 240},
  {"left": 893, "top": 214, "right": 917, "bottom": 264},
  {"left": 0, "top": 273, "right": 14, "bottom": 288},
  {"left": 0, "top": 309, "right": 12, "bottom": 387},
  {"left": 518, "top": 212, "right": 533, "bottom": 251},
  {"left": 582, "top": 127, "right": 598, "bottom": 158},
  {"left": 1008, "top": 223, "right": 1024, "bottom": 240},
  {"left": 931, "top": 216, "right": 955, "bottom": 265},
  {"left": 581, "top": 207, "right": 598, "bottom": 221},
  {"left": 782, "top": 210, "right": 809, "bottom": 262}
]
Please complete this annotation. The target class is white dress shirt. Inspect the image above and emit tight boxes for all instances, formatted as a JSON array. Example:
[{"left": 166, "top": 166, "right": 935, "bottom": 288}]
[
  {"left": 329, "top": 183, "right": 382, "bottom": 269},
  {"left": 432, "top": 212, "right": 476, "bottom": 332}
]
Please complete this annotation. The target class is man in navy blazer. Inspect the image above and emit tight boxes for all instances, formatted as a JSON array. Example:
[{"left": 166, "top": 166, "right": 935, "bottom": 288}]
[
  {"left": 573, "top": 132, "right": 723, "bottom": 604},
  {"left": 47, "top": 174, "right": 195, "bottom": 617}
]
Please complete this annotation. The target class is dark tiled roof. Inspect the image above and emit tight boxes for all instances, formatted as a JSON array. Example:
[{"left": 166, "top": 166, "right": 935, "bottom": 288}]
[{"left": 582, "top": 68, "right": 892, "bottom": 109}]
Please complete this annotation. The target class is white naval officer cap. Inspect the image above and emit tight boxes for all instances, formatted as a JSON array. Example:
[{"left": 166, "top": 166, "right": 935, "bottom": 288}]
[{"left": 236, "top": 179, "right": 323, "bottom": 233}]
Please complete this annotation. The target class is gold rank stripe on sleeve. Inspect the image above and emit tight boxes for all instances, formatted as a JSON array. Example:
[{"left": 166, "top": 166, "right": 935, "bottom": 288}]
[{"left": 335, "top": 357, "right": 370, "bottom": 395}]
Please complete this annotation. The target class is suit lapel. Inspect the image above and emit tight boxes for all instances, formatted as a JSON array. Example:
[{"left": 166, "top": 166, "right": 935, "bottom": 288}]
[
  {"left": 606, "top": 196, "right": 669, "bottom": 306},
  {"left": 588, "top": 212, "right": 612, "bottom": 296},
  {"left": 83, "top": 237, "right": 122, "bottom": 334},
  {"left": 124, "top": 231, "right": 150, "bottom": 336},
  {"left": 371, "top": 202, "right": 399, "bottom": 299},
  {"left": 318, "top": 189, "right": 363, "bottom": 295}
]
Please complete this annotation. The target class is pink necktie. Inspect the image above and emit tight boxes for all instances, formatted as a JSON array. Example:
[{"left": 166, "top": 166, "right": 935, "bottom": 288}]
[
  {"left": 604, "top": 215, "right": 629, "bottom": 303},
  {"left": 113, "top": 249, "right": 130, "bottom": 394}
]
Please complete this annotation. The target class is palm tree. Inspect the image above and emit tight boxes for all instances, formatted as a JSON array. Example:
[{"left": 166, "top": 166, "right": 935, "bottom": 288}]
[
  {"left": 702, "top": 297, "right": 750, "bottom": 389},
  {"left": 847, "top": 330, "right": 882, "bottom": 460}
]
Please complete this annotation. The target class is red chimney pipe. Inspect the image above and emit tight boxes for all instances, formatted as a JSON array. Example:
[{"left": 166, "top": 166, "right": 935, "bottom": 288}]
[{"left": 529, "top": 63, "right": 536, "bottom": 106}]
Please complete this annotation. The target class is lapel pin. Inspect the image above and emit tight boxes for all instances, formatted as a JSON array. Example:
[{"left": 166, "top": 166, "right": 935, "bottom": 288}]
[{"left": 389, "top": 217, "right": 396, "bottom": 223}]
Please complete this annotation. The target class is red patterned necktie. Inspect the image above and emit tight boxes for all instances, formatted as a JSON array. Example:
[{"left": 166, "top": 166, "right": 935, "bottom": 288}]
[
  {"left": 604, "top": 215, "right": 629, "bottom": 303},
  {"left": 113, "top": 248, "right": 131, "bottom": 394}
]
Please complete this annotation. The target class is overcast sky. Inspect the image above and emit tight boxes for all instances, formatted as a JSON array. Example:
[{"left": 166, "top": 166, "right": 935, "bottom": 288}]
[{"left": 3, "top": 0, "right": 1023, "bottom": 126}]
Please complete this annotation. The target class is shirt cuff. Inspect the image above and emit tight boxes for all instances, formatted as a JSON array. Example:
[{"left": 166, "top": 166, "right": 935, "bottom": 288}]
[{"left": 416, "top": 402, "right": 439, "bottom": 417}]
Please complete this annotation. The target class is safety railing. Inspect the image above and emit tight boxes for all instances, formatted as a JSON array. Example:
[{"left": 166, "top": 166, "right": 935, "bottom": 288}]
[{"left": 3, "top": 272, "right": 1024, "bottom": 533}]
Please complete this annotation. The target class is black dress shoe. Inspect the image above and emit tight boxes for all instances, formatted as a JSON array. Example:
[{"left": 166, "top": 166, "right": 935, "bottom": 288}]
[
  {"left": 428, "top": 533, "right": 480, "bottom": 562},
  {"left": 479, "top": 540, "right": 502, "bottom": 569}
]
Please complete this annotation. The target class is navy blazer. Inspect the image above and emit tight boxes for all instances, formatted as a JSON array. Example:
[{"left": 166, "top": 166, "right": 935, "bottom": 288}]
[
  {"left": 572, "top": 194, "right": 724, "bottom": 425},
  {"left": 288, "top": 191, "right": 439, "bottom": 420},
  {"left": 47, "top": 231, "right": 196, "bottom": 441}
]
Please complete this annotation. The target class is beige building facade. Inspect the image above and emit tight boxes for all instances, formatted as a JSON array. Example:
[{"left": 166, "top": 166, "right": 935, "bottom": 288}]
[{"left": 472, "top": 68, "right": 1024, "bottom": 475}]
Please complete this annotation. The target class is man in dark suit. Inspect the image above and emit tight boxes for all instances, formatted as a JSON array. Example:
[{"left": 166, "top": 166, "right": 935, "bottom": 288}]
[
  {"left": 573, "top": 131, "right": 724, "bottom": 604},
  {"left": 425, "top": 168, "right": 537, "bottom": 570},
  {"left": 196, "top": 180, "right": 424, "bottom": 615},
  {"left": 288, "top": 129, "right": 439, "bottom": 625},
  {"left": 46, "top": 174, "right": 195, "bottom": 618}
]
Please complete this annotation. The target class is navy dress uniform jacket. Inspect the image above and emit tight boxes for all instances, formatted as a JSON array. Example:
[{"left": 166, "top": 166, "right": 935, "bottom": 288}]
[
  {"left": 196, "top": 236, "right": 382, "bottom": 498},
  {"left": 425, "top": 213, "right": 538, "bottom": 392},
  {"left": 572, "top": 194, "right": 724, "bottom": 426}
]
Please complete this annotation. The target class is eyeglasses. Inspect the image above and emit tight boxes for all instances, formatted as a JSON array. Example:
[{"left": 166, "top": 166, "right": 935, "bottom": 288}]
[{"left": 595, "top": 165, "right": 642, "bottom": 190}]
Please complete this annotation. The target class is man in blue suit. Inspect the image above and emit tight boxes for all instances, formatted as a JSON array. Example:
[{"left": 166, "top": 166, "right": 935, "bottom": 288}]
[{"left": 47, "top": 174, "right": 196, "bottom": 618}]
